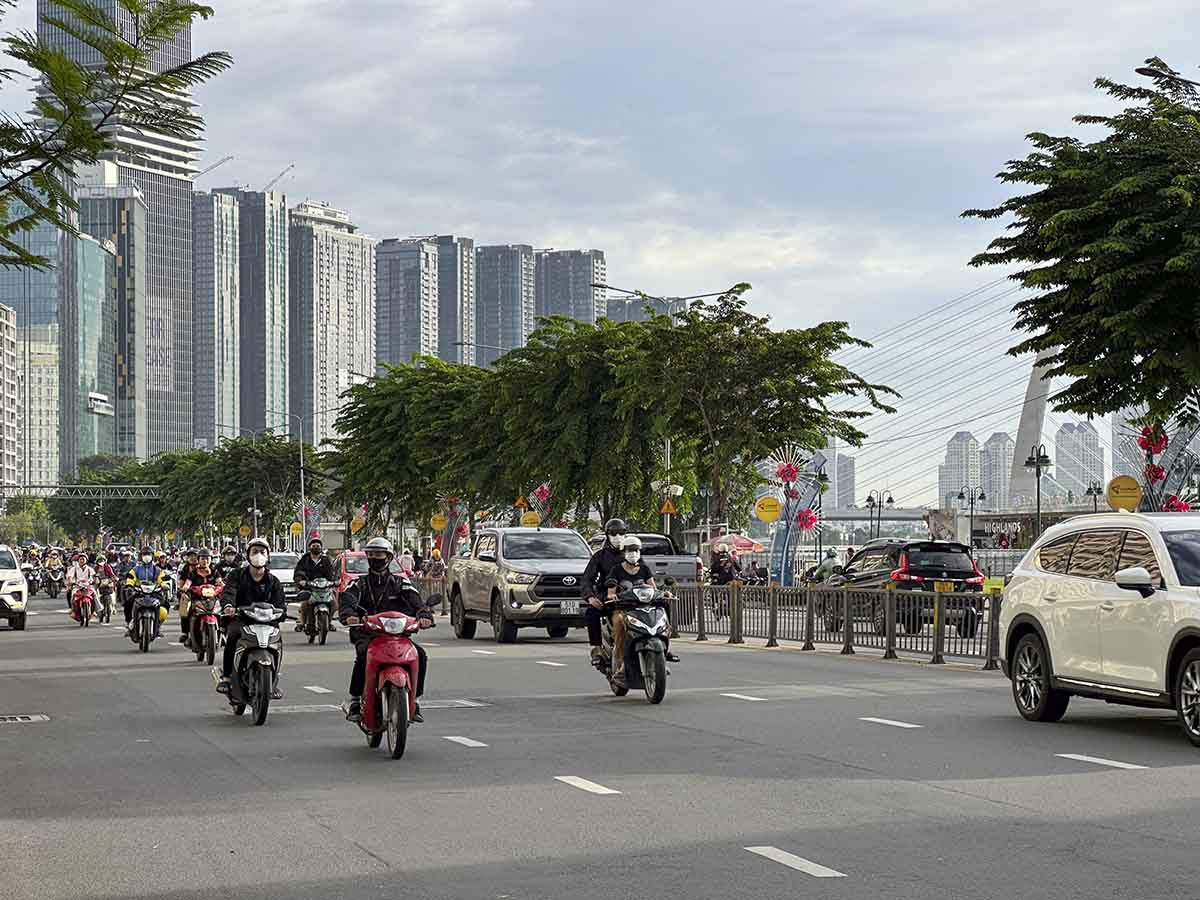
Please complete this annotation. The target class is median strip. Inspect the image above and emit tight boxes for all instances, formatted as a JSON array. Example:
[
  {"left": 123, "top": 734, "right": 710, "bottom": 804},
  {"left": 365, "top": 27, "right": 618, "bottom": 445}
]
[
  {"left": 859, "top": 716, "right": 922, "bottom": 729},
  {"left": 745, "top": 846, "right": 846, "bottom": 878},
  {"left": 554, "top": 776, "right": 621, "bottom": 795},
  {"left": 1056, "top": 753, "right": 1147, "bottom": 770}
]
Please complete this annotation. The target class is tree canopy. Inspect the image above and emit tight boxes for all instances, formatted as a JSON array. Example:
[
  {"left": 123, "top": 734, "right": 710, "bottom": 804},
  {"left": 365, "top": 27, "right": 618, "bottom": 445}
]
[{"left": 964, "top": 57, "right": 1200, "bottom": 425}]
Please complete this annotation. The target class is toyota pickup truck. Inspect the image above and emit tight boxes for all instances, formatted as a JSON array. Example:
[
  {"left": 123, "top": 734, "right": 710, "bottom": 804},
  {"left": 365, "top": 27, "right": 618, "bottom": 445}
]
[
  {"left": 448, "top": 527, "right": 592, "bottom": 644},
  {"left": 587, "top": 532, "right": 703, "bottom": 586}
]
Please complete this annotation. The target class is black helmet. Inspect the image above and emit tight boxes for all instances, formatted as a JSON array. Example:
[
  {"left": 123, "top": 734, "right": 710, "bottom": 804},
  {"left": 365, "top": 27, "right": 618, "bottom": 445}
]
[
  {"left": 308, "top": 536, "right": 323, "bottom": 550},
  {"left": 197, "top": 547, "right": 212, "bottom": 558},
  {"left": 604, "top": 518, "right": 628, "bottom": 536}
]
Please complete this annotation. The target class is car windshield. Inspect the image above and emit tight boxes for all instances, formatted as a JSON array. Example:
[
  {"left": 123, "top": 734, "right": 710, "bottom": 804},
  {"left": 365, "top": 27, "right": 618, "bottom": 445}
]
[
  {"left": 1163, "top": 531, "right": 1200, "bottom": 586},
  {"left": 0, "top": 549, "right": 16, "bottom": 569},
  {"left": 637, "top": 535, "right": 675, "bottom": 556},
  {"left": 270, "top": 554, "right": 299, "bottom": 570},
  {"left": 905, "top": 546, "right": 974, "bottom": 572},
  {"left": 503, "top": 532, "right": 590, "bottom": 560},
  {"left": 344, "top": 555, "right": 368, "bottom": 574}
]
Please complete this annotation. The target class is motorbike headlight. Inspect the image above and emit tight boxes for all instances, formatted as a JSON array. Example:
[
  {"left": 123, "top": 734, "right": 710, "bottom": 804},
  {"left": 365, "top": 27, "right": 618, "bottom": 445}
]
[{"left": 382, "top": 617, "right": 407, "bottom": 634}]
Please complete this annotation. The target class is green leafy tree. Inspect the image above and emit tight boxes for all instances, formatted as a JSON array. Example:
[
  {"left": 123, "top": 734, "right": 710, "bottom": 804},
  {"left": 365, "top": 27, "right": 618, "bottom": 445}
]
[
  {"left": 624, "top": 285, "right": 894, "bottom": 525},
  {"left": 0, "top": 0, "right": 231, "bottom": 268},
  {"left": 964, "top": 58, "right": 1200, "bottom": 424}
]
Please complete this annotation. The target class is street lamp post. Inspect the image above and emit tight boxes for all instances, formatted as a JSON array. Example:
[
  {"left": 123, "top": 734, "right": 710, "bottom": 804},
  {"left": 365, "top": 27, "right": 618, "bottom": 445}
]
[
  {"left": 865, "top": 489, "right": 894, "bottom": 539},
  {"left": 266, "top": 409, "right": 308, "bottom": 548},
  {"left": 1024, "top": 444, "right": 1053, "bottom": 540},
  {"left": 956, "top": 486, "right": 986, "bottom": 552},
  {"left": 1136, "top": 66, "right": 1200, "bottom": 92},
  {"left": 1085, "top": 481, "right": 1104, "bottom": 513}
]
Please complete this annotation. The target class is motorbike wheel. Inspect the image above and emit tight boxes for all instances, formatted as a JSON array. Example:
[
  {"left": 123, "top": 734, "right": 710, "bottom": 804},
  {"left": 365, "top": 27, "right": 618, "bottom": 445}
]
[
  {"left": 642, "top": 651, "right": 667, "bottom": 704},
  {"left": 385, "top": 684, "right": 408, "bottom": 759},
  {"left": 80, "top": 609, "right": 88, "bottom": 627},
  {"left": 307, "top": 628, "right": 315, "bottom": 645},
  {"left": 204, "top": 625, "right": 216, "bottom": 667},
  {"left": 609, "top": 679, "right": 629, "bottom": 697},
  {"left": 139, "top": 621, "right": 151, "bottom": 653},
  {"left": 250, "top": 666, "right": 272, "bottom": 726},
  {"left": 318, "top": 611, "right": 329, "bottom": 646}
]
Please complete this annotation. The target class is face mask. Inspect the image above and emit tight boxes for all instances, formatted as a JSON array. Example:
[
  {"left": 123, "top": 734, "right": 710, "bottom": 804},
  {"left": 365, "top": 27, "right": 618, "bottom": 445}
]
[
  {"left": 625, "top": 551, "right": 641, "bottom": 564},
  {"left": 248, "top": 551, "right": 268, "bottom": 568},
  {"left": 223, "top": 554, "right": 235, "bottom": 563},
  {"left": 367, "top": 555, "right": 389, "bottom": 574},
  {"left": 609, "top": 534, "right": 625, "bottom": 551},
  {"left": 310, "top": 548, "right": 322, "bottom": 557},
  {"left": 141, "top": 555, "right": 152, "bottom": 564}
]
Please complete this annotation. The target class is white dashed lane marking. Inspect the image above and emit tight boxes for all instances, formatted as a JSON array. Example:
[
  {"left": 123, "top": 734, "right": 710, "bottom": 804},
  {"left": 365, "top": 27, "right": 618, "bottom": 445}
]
[
  {"left": 536, "top": 661, "right": 566, "bottom": 667},
  {"left": 303, "top": 686, "right": 333, "bottom": 694},
  {"left": 554, "top": 776, "right": 621, "bottom": 795},
  {"left": 859, "top": 717, "right": 922, "bottom": 729},
  {"left": 720, "top": 692, "right": 767, "bottom": 702},
  {"left": 1056, "top": 753, "right": 1147, "bottom": 770},
  {"left": 745, "top": 846, "right": 847, "bottom": 878},
  {"left": 471, "top": 650, "right": 497, "bottom": 656},
  {"left": 442, "top": 736, "right": 488, "bottom": 748}
]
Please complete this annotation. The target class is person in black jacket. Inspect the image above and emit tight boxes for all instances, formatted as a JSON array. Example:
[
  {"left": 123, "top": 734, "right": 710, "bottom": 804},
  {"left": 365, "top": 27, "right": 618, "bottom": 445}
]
[
  {"left": 216, "top": 537, "right": 286, "bottom": 698},
  {"left": 581, "top": 518, "right": 629, "bottom": 665},
  {"left": 339, "top": 536, "right": 433, "bottom": 723},
  {"left": 293, "top": 537, "right": 337, "bottom": 633}
]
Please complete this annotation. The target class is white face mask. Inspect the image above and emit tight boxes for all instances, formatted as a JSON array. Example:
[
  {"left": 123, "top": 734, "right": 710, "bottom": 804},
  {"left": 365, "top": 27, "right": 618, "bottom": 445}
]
[
  {"left": 625, "top": 550, "right": 641, "bottom": 564},
  {"left": 141, "top": 555, "right": 152, "bottom": 564},
  {"left": 248, "top": 551, "right": 268, "bottom": 568}
]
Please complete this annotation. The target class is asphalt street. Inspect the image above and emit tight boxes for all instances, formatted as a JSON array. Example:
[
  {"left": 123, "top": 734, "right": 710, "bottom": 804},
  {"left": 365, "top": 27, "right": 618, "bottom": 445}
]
[{"left": 4, "top": 590, "right": 1200, "bottom": 900}]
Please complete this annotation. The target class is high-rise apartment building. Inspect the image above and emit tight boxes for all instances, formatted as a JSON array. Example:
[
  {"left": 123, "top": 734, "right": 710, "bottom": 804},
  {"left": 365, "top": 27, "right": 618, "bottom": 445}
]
[
  {"left": 39, "top": 1, "right": 201, "bottom": 455},
  {"left": 836, "top": 453, "right": 857, "bottom": 509},
  {"left": 15, "top": 324, "right": 58, "bottom": 484},
  {"left": 435, "top": 235, "right": 475, "bottom": 366},
  {"left": 0, "top": 305, "right": 19, "bottom": 487},
  {"left": 215, "top": 189, "right": 289, "bottom": 436},
  {"left": 940, "top": 431, "right": 981, "bottom": 508},
  {"left": 980, "top": 432, "right": 1016, "bottom": 510},
  {"left": 534, "top": 249, "right": 606, "bottom": 324},
  {"left": 376, "top": 238, "right": 438, "bottom": 367},
  {"left": 1111, "top": 407, "right": 1144, "bottom": 479},
  {"left": 606, "top": 295, "right": 688, "bottom": 323},
  {"left": 192, "top": 191, "right": 240, "bottom": 449},
  {"left": 1056, "top": 421, "right": 1103, "bottom": 500},
  {"left": 289, "top": 202, "right": 375, "bottom": 447},
  {"left": 78, "top": 162, "right": 149, "bottom": 460},
  {"left": 475, "top": 244, "right": 534, "bottom": 367}
]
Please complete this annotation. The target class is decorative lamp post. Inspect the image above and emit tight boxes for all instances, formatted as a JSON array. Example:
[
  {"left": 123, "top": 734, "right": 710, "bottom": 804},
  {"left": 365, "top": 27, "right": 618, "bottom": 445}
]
[
  {"left": 956, "top": 487, "right": 986, "bottom": 553},
  {"left": 1024, "top": 444, "right": 1052, "bottom": 540},
  {"left": 1085, "top": 481, "right": 1104, "bottom": 513}
]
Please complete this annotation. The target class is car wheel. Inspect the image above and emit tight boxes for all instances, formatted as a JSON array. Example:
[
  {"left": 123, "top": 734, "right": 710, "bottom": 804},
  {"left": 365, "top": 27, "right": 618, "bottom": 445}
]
[
  {"left": 11, "top": 613, "right": 25, "bottom": 631},
  {"left": 1174, "top": 649, "right": 1200, "bottom": 747},
  {"left": 451, "top": 591, "right": 476, "bottom": 640},
  {"left": 547, "top": 625, "right": 569, "bottom": 639},
  {"left": 491, "top": 596, "right": 517, "bottom": 644},
  {"left": 1011, "top": 633, "right": 1069, "bottom": 722}
]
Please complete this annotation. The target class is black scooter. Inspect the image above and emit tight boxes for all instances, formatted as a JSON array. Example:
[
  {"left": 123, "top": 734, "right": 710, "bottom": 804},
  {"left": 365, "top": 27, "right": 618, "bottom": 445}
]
[{"left": 599, "top": 581, "right": 671, "bottom": 704}]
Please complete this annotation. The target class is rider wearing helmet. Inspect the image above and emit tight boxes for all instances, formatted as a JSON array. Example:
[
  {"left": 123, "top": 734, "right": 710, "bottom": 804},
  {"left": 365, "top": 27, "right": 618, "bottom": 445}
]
[
  {"left": 814, "top": 547, "right": 839, "bottom": 581},
  {"left": 581, "top": 518, "right": 629, "bottom": 665},
  {"left": 293, "top": 536, "right": 337, "bottom": 633},
  {"left": 124, "top": 546, "right": 169, "bottom": 632},
  {"left": 215, "top": 545, "right": 240, "bottom": 581},
  {"left": 176, "top": 548, "right": 201, "bottom": 643},
  {"left": 338, "top": 537, "right": 432, "bottom": 723},
  {"left": 217, "top": 537, "right": 286, "bottom": 698},
  {"left": 424, "top": 546, "right": 447, "bottom": 579},
  {"left": 180, "top": 548, "right": 220, "bottom": 646}
]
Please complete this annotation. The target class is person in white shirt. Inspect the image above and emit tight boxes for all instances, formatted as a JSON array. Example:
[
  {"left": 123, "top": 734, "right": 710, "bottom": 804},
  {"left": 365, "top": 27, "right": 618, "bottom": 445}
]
[{"left": 67, "top": 553, "right": 97, "bottom": 620}]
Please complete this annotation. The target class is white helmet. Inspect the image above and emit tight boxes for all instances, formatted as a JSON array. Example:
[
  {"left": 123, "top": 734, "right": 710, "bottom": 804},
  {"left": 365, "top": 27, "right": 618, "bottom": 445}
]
[{"left": 623, "top": 535, "right": 643, "bottom": 553}]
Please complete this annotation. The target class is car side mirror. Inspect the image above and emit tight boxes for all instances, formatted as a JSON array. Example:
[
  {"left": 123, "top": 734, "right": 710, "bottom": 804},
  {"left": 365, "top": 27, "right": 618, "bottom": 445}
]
[
  {"left": 477, "top": 552, "right": 495, "bottom": 563},
  {"left": 1115, "top": 566, "right": 1156, "bottom": 598}
]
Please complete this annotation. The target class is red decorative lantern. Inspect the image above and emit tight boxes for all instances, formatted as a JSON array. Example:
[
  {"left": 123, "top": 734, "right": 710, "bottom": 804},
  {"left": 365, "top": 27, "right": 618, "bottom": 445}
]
[
  {"left": 796, "top": 508, "right": 819, "bottom": 531},
  {"left": 1145, "top": 463, "right": 1167, "bottom": 484},
  {"left": 1163, "top": 495, "right": 1191, "bottom": 512},
  {"left": 786, "top": 488, "right": 800, "bottom": 500},
  {"left": 533, "top": 483, "right": 551, "bottom": 504},
  {"left": 776, "top": 462, "right": 800, "bottom": 484},
  {"left": 455, "top": 523, "right": 469, "bottom": 538},
  {"left": 1137, "top": 425, "right": 1169, "bottom": 455}
]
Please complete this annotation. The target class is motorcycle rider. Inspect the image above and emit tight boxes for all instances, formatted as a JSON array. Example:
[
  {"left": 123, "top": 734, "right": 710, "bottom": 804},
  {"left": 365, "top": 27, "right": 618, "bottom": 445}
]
[
  {"left": 710, "top": 542, "right": 742, "bottom": 585},
  {"left": 215, "top": 545, "right": 240, "bottom": 581},
  {"left": 216, "top": 537, "right": 286, "bottom": 699},
  {"left": 582, "top": 518, "right": 629, "bottom": 666},
  {"left": 424, "top": 547, "right": 447, "bottom": 579},
  {"left": 814, "top": 548, "right": 839, "bottom": 582},
  {"left": 339, "top": 537, "right": 432, "bottom": 724},
  {"left": 66, "top": 552, "right": 96, "bottom": 620},
  {"left": 293, "top": 536, "right": 337, "bottom": 633},
  {"left": 180, "top": 548, "right": 221, "bottom": 646},
  {"left": 124, "top": 547, "right": 169, "bottom": 632},
  {"left": 604, "top": 535, "right": 659, "bottom": 687}
]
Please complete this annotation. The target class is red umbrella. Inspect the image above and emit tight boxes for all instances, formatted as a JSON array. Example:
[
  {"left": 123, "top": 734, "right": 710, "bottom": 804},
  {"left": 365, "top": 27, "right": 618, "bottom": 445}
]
[{"left": 725, "top": 534, "right": 765, "bottom": 553}]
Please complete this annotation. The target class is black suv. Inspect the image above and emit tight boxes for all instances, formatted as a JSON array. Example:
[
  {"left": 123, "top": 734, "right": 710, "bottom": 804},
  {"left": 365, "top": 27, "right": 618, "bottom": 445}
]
[{"left": 825, "top": 539, "right": 984, "bottom": 638}]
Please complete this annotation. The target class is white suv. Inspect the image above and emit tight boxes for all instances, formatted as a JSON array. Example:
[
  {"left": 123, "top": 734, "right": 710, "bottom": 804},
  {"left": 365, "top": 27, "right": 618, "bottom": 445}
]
[
  {"left": 1001, "top": 512, "right": 1200, "bottom": 746},
  {"left": 0, "top": 543, "right": 29, "bottom": 630}
]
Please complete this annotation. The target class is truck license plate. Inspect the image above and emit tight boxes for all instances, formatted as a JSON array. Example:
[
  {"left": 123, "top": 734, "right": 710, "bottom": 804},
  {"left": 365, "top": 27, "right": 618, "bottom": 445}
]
[
  {"left": 934, "top": 581, "right": 955, "bottom": 593},
  {"left": 559, "top": 600, "right": 580, "bottom": 615}
]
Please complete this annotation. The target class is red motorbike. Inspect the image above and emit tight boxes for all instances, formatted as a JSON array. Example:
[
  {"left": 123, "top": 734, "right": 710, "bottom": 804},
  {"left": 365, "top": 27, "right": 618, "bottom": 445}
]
[
  {"left": 187, "top": 582, "right": 225, "bottom": 666},
  {"left": 72, "top": 584, "right": 97, "bottom": 627},
  {"left": 345, "top": 607, "right": 434, "bottom": 759}
]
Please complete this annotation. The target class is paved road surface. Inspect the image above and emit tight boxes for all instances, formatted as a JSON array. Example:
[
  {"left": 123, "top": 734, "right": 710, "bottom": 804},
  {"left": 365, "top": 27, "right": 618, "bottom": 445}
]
[{"left": 4, "top": 591, "right": 1200, "bottom": 899}]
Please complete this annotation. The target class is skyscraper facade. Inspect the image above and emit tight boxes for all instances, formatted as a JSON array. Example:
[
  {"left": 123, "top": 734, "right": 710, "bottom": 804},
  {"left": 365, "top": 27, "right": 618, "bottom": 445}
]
[
  {"left": 836, "top": 453, "right": 857, "bottom": 509},
  {"left": 289, "top": 202, "right": 376, "bottom": 447},
  {"left": 606, "top": 295, "right": 688, "bottom": 322},
  {"left": 1111, "top": 408, "right": 1144, "bottom": 479},
  {"left": 192, "top": 191, "right": 240, "bottom": 449},
  {"left": 78, "top": 163, "right": 149, "bottom": 460},
  {"left": 60, "top": 235, "right": 117, "bottom": 475},
  {"left": 475, "top": 244, "right": 534, "bottom": 367},
  {"left": 940, "top": 431, "right": 981, "bottom": 509},
  {"left": 435, "top": 235, "right": 475, "bottom": 366},
  {"left": 1056, "top": 421, "right": 1103, "bottom": 500},
  {"left": 376, "top": 238, "right": 438, "bottom": 367},
  {"left": 215, "top": 189, "right": 289, "bottom": 436},
  {"left": 980, "top": 432, "right": 1016, "bottom": 510},
  {"left": 534, "top": 249, "right": 607, "bottom": 324},
  {"left": 0, "top": 305, "right": 17, "bottom": 487},
  {"left": 39, "top": 1, "right": 200, "bottom": 455}
]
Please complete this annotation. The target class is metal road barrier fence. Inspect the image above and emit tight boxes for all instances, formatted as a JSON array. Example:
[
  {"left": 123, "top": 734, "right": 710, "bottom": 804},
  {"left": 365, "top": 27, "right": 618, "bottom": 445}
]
[
  {"left": 413, "top": 576, "right": 449, "bottom": 614},
  {"left": 669, "top": 584, "right": 1003, "bottom": 670},
  {"left": 973, "top": 548, "right": 1028, "bottom": 578}
]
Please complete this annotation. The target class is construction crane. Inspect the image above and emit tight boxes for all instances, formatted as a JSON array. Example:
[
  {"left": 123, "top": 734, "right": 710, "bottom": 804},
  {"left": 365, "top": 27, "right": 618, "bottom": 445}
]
[
  {"left": 195, "top": 155, "right": 234, "bottom": 178},
  {"left": 262, "top": 163, "right": 295, "bottom": 192}
]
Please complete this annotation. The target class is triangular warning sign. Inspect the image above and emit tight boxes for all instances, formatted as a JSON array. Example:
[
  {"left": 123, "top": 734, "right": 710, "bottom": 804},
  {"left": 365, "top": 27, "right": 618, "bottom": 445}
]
[
  {"left": 660, "top": 498, "right": 678, "bottom": 515},
  {"left": 514, "top": 495, "right": 529, "bottom": 509}
]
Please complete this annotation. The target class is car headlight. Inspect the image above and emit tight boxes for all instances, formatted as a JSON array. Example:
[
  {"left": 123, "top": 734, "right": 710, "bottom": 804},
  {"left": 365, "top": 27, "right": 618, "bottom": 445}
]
[
  {"left": 5, "top": 578, "right": 24, "bottom": 589},
  {"left": 506, "top": 572, "right": 537, "bottom": 585}
]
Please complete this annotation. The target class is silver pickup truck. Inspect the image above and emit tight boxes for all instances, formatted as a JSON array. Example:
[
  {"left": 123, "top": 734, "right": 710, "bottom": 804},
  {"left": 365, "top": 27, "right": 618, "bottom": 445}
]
[
  {"left": 448, "top": 527, "right": 592, "bottom": 644},
  {"left": 587, "top": 532, "right": 703, "bottom": 586}
]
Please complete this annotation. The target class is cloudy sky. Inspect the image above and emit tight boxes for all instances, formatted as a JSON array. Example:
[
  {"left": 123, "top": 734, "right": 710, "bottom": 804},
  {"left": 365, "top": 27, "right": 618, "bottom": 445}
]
[{"left": 5, "top": 0, "right": 1197, "bottom": 503}]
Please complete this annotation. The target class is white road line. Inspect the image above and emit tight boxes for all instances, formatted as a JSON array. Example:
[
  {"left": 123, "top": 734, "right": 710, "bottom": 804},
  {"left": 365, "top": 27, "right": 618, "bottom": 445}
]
[
  {"left": 554, "top": 776, "right": 621, "bottom": 795},
  {"left": 303, "top": 685, "right": 333, "bottom": 694},
  {"left": 443, "top": 736, "right": 488, "bottom": 748},
  {"left": 745, "top": 846, "right": 846, "bottom": 878},
  {"left": 536, "top": 660, "right": 566, "bottom": 667},
  {"left": 859, "top": 716, "right": 923, "bottom": 729},
  {"left": 720, "top": 692, "right": 768, "bottom": 702},
  {"left": 1056, "top": 753, "right": 1147, "bottom": 771},
  {"left": 471, "top": 650, "right": 497, "bottom": 655}
]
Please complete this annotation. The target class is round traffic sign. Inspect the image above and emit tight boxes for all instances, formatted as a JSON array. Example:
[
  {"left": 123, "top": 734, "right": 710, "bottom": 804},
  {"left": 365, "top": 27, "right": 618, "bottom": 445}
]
[
  {"left": 1107, "top": 475, "right": 1143, "bottom": 511},
  {"left": 520, "top": 511, "right": 542, "bottom": 527},
  {"left": 755, "top": 495, "right": 782, "bottom": 523},
  {"left": 238, "top": 525, "right": 251, "bottom": 537},
  {"left": 430, "top": 514, "right": 449, "bottom": 531},
  {"left": 290, "top": 522, "right": 302, "bottom": 536},
  {"left": 350, "top": 516, "right": 366, "bottom": 534}
]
